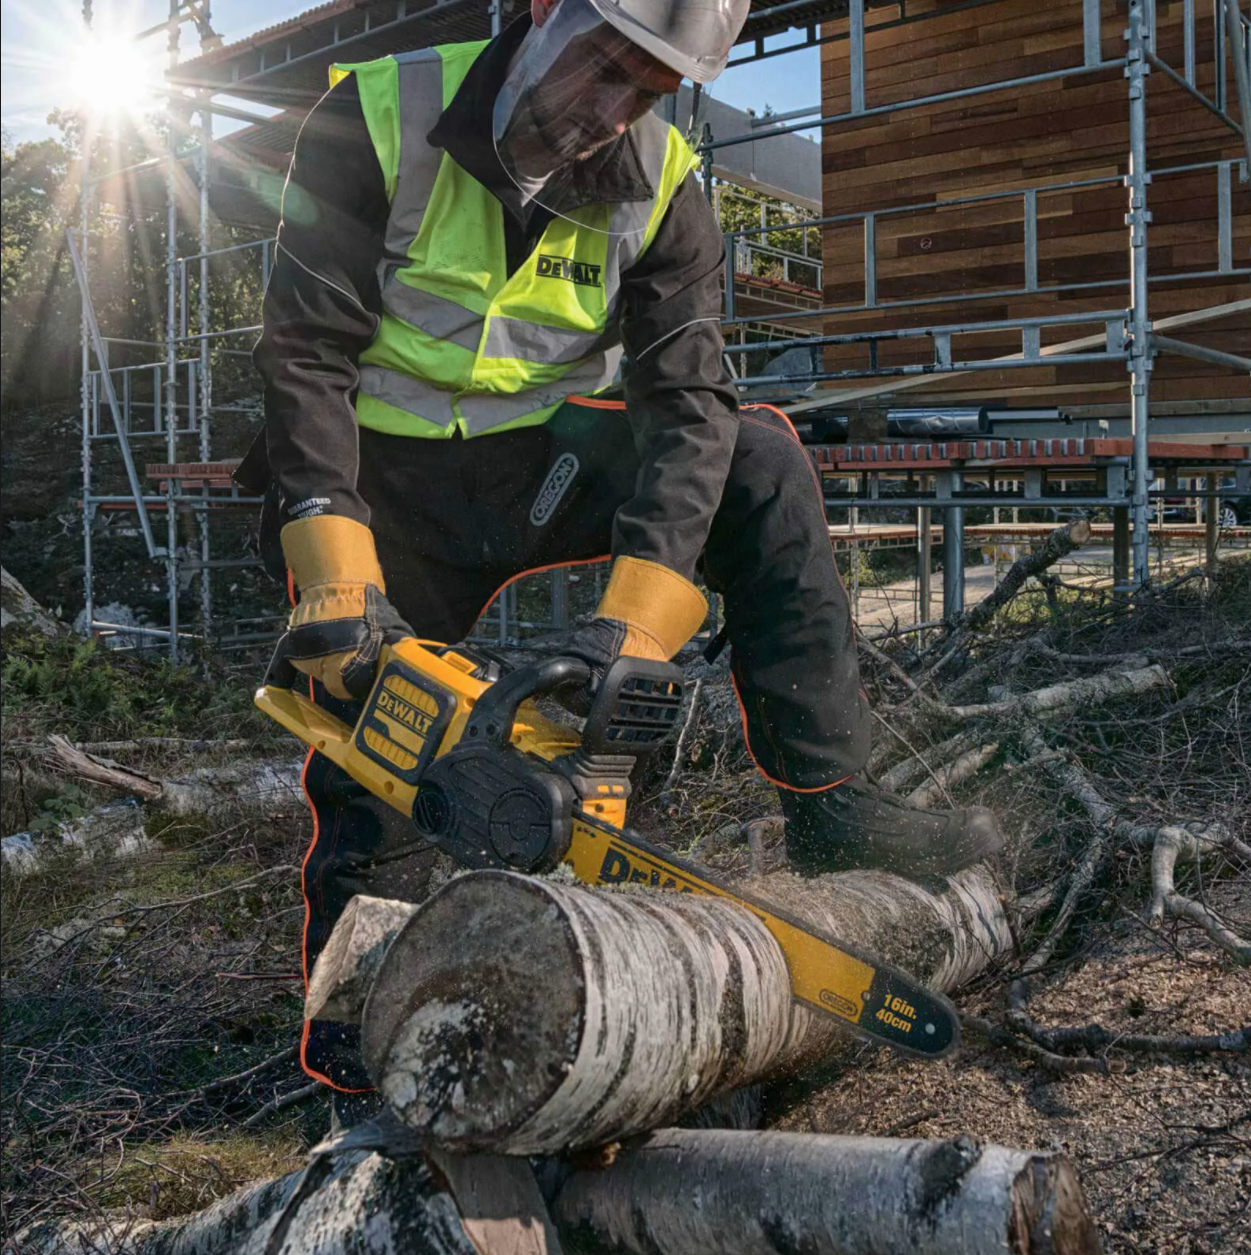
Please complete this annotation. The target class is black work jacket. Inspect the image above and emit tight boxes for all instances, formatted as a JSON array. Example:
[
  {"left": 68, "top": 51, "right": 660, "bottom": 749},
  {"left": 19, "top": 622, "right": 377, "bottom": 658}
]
[{"left": 251, "top": 16, "right": 737, "bottom": 583}]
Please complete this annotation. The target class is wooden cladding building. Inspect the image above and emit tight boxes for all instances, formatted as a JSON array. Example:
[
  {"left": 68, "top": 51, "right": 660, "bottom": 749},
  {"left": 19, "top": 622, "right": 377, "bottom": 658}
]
[{"left": 816, "top": 0, "right": 1249, "bottom": 416}]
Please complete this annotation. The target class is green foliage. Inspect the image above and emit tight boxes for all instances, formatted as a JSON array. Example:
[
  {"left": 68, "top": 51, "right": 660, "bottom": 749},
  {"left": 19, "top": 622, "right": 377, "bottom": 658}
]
[
  {"left": 24, "top": 783, "right": 91, "bottom": 835},
  {"left": 1, "top": 110, "right": 271, "bottom": 414},
  {"left": 0, "top": 626, "right": 270, "bottom": 742},
  {"left": 714, "top": 179, "right": 820, "bottom": 287},
  {"left": 1, "top": 126, "right": 78, "bottom": 409}
]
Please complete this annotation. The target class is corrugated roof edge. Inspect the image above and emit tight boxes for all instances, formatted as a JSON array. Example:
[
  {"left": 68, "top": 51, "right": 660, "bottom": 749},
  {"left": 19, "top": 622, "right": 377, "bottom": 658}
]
[{"left": 177, "top": 0, "right": 367, "bottom": 72}]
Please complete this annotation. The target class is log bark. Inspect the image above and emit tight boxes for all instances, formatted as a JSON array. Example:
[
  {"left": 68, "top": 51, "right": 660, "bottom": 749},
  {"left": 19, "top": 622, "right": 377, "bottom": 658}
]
[
  {"left": 1, "top": 566, "right": 61, "bottom": 636},
  {"left": 305, "top": 894, "right": 422, "bottom": 1023},
  {"left": 357, "top": 864, "right": 1010, "bottom": 1152},
  {"left": 553, "top": 1129, "right": 1102, "bottom": 1255},
  {"left": 12, "top": 1150, "right": 480, "bottom": 1255},
  {"left": 0, "top": 799, "right": 152, "bottom": 874},
  {"left": 362, "top": 874, "right": 794, "bottom": 1154},
  {"left": 14, "top": 1131, "right": 1100, "bottom": 1255}
]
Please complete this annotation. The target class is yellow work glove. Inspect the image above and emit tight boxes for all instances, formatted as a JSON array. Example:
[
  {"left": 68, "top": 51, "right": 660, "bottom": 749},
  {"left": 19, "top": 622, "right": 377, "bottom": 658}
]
[
  {"left": 552, "top": 556, "right": 707, "bottom": 711},
  {"left": 593, "top": 555, "right": 708, "bottom": 661},
  {"left": 281, "top": 515, "right": 411, "bottom": 701}
]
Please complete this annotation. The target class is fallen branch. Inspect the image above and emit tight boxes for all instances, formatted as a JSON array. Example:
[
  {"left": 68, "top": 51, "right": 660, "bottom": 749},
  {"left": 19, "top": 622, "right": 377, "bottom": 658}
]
[
  {"left": 962, "top": 1015, "right": 1111, "bottom": 1076},
  {"left": 659, "top": 677, "right": 704, "bottom": 798},
  {"left": 172, "top": 1046, "right": 300, "bottom": 1100},
  {"left": 1019, "top": 1020, "right": 1247, "bottom": 1058},
  {"left": 1020, "top": 727, "right": 1250, "bottom": 964},
  {"left": 240, "top": 1079, "right": 322, "bottom": 1131},
  {"left": 946, "top": 664, "right": 1171, "bottom": 722},
  {"left": 918, "top": 520, "right": 1094, "bottom": 687},
  {"left": 878, "top": 729, "right": 981, "bottom": 794},
  {"left": 75, "top": 736, "right": 264, "bottom": 755},
  {"left": 904, "top": 742, "right": 999, "bottom": 808},
  {"left": 43, "top": 734, "right": 304, "bottom": 816}
]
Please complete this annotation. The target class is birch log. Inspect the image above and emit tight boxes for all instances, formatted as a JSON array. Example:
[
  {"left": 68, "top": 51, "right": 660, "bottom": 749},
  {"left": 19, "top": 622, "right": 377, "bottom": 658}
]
[
  {"left": 43, "top": 735, "right": 304, "bottom": 816},
  {"left": 13, "top": 1131, "right": 1100, "bottom": 1255},
  {"left": 12, "top": 1150, "right": 479, "bottom": 1255},
  {"left": 305, "top": 894, "right": 422, "bottom": 1022},
  {"left": 358, "top": 864, "right": 1010, "bottom": 1152},
  {"left": 553, "top": 1129, "right": 1102, "bottom": 1255}
]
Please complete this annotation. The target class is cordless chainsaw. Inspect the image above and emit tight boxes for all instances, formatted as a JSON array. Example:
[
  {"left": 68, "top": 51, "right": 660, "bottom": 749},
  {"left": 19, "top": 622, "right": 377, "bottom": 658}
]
[{"left": 256, "top": 636, "right": 959, "bottom": 1060}]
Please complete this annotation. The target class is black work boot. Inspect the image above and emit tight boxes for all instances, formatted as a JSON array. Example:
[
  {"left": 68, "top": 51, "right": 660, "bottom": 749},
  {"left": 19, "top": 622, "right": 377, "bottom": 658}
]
[{"left": 779, "top": 775, "right": 1003, "bottom": 879}]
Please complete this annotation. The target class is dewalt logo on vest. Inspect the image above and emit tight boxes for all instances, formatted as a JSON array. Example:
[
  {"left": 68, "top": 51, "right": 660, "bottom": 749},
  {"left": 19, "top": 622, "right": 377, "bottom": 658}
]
[{"left": 536, "top": 254, "right": 603, "bottom": 288}]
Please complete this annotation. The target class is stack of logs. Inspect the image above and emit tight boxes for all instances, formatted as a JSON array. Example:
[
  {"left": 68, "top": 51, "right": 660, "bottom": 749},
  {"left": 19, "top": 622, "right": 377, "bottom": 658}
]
[{"left": 26, "top": 862, "right": 1104, "bottom": 1254}]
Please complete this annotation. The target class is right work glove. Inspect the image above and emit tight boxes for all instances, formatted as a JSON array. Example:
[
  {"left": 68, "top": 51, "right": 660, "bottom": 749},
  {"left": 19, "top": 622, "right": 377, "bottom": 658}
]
[
  {"left": 281, "top": 515, "right": 413, "bottom": 702},
  {"left": 553, "top": 555, "right": 708, "bottom": 712}
]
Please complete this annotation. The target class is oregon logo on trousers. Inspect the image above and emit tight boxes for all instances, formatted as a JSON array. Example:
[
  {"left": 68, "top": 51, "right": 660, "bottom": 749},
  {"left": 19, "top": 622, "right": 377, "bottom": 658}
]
[
  {"left": 530, "top": 453, "right": 579, "bottom": 526},
  {"left": 536, "top": 254, "right": 603, "bottom": 287}
]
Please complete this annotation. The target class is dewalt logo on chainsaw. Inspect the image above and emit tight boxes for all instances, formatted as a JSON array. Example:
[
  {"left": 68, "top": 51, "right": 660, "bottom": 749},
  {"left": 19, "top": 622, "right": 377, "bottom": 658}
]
[
  {"left": 595, "top": 840, "right": 699, "bottom": 892},
  {"left": 354, "top": 660, "right": 455, "bottom": 786},
  {"left": 536, "top": 254, "right": 603, "bottom": 288}
]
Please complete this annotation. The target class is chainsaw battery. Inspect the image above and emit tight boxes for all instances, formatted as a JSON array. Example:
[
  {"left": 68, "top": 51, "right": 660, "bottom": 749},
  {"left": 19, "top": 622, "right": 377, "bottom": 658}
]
[{"left": 355, "top": 656, "right": 457, "bottom": 786}]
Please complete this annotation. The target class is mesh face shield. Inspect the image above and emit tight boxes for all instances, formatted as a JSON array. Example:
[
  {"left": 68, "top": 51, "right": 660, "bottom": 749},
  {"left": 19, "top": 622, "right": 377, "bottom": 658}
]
[{"left": 492, "top": 0, "right": 683, "bottom": 232}]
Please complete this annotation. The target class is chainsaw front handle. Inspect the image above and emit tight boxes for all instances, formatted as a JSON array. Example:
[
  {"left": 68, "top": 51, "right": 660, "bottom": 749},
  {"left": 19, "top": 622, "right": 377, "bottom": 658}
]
[{"left": 465, "top": 656, "right": 591, "bottom": 748}]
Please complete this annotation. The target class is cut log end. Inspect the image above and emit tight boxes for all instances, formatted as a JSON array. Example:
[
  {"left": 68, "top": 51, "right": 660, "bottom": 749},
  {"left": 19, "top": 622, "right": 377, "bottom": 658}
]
[
  {"left": 305, "top": 894, "right": 421, "bottom": 1023},
  {"left": 362, "top": 873, "right": 588, "bottom": 1150},
  {"left": 1009, "top": 1154, "right": 1104, "bottom": 1255}
]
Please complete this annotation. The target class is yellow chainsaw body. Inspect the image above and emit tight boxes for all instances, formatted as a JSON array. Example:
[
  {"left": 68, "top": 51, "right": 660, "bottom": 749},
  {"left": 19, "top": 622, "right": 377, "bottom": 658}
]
[
  {"left": 255, "top": 637, "right": 959, "bottom": 1059},
  {"left": 255, "top": 638, "right": 628, "bottom": 829}
]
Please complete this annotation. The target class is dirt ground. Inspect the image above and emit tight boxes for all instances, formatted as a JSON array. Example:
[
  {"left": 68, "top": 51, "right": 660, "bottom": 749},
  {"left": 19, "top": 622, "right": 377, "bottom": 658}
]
[{"left": 770, "top": 877, "right": 1250, "bottom": 1255}]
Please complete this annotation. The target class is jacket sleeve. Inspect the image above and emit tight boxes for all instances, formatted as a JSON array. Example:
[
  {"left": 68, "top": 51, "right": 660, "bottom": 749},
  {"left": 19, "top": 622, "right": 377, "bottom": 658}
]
[
  {"left": 614, "top": 172, "right": 739, "bottom": 584},
  {"left": 252, "top": 76, "right": 387, "bottom": 526}
]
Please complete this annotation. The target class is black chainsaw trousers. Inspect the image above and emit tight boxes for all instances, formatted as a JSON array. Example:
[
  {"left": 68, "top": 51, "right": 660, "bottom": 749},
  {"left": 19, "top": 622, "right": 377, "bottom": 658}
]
[{"left": 296, "top": 400, "right": 870, "bottom": 1090}]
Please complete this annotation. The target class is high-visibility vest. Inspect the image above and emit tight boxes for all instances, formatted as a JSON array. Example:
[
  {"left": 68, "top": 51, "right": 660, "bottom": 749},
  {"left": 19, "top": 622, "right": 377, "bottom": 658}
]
[{"left": 328, "top": 41, "right": 698, "bottom": 439}]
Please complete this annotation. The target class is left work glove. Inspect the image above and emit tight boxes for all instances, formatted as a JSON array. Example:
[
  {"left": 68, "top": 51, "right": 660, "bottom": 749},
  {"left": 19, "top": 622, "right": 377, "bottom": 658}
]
[
  {"left": 555, "top": 556, "right": 707, "bottom": 710},
  {"left": 282, "top": 515, "right": 412, "bottom": 702}
]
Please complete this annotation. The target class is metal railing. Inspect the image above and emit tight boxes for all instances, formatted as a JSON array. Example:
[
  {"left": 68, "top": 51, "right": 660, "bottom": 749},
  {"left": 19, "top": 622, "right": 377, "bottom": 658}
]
[{"left": 697, "top": 0, "right": 1251, "bottom": 593}]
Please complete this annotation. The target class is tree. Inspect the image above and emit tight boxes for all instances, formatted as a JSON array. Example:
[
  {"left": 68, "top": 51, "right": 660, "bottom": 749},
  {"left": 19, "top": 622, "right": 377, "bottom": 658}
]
[{"left": 1, "top": 126, "right": 78, "bottom": 409}]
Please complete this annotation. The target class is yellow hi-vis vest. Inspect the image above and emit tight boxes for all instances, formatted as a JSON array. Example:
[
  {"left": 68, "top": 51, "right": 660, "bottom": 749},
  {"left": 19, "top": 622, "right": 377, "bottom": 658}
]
[{"left": 329, "top": 41, "right": 698, "bottom": 439}]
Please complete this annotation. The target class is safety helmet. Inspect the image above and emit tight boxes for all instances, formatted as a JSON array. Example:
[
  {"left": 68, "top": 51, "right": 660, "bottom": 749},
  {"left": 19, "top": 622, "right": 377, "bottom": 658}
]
[{"left": 584, "top": 0, "right": 752, "bottom": 84}]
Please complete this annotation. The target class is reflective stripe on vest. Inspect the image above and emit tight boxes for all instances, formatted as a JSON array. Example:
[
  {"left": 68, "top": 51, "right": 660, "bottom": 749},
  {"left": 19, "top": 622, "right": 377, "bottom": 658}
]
[{"left": 330, "top": 41, "right": 696, "bottom": 439}]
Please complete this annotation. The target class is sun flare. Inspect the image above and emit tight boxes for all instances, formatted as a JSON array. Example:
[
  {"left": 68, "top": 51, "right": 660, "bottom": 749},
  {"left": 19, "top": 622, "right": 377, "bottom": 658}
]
[{"left": 67, "top": 29, "right": 162, "bottom": 120}]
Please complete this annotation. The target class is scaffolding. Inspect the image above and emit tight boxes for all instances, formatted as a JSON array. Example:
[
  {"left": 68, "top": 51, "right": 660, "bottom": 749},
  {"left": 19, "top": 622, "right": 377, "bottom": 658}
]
[
  {"left": 706, "top": 0, "right": 1251, "bottom": 607},
  {"left": 71, "top": 0, "right": 1250, "bottom": 657}
]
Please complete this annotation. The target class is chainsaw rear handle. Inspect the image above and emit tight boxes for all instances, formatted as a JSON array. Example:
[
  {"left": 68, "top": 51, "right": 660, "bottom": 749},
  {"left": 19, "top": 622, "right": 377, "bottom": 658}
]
[
  {"left": 465, "top": 656, "right": 592, "bottom": 748},
  {"left": 263, "top": 630, "right": 300, "bottom": 691},
  {"left": 262, "top": 623, "right": 405, "bottom": 697}
]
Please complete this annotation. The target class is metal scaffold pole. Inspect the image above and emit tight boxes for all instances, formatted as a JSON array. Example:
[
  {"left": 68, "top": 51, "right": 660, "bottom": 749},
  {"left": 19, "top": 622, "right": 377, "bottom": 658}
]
[
  {"left": 1125, "top": 0, "right": 1154, "bottom": 589},
  {"left": 197, "top": 89, "right": 214, "bottom": 641},
  {"left": 165, "top": 0, "right": 182, "bottom": 658},
  {"left": 79, "top": 138, "right": 95, "bottom": 636}
]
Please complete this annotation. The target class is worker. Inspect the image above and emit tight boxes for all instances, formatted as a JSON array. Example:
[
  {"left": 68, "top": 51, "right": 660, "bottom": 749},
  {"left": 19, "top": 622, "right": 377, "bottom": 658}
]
[{"left": 245, "top": 0, "right": 1004, "bottom": 1100}]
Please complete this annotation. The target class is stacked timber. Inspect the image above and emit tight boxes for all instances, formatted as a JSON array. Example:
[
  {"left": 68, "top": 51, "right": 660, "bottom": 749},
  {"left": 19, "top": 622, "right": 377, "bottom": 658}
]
[{"left": 17, "top": 866, "right": 1105, "bottom": 1253}]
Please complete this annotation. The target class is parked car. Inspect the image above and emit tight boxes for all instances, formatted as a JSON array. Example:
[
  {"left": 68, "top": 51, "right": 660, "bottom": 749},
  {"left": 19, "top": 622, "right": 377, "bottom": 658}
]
[{"left": 1212, "top": 485, "right": 1251, "bottom": 529}]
